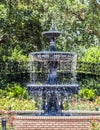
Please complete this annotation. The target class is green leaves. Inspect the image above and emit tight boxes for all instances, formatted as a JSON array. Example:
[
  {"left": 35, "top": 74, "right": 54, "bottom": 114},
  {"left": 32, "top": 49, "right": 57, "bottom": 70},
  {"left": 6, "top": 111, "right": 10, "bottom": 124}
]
[
  {"left": 6, "top": 83, "right": 27, "bottom": 98},
  {"left": 0, "top": 97, "right": 36, "bottom": 110},
  {"left": 8, "top": 47, "right": 28, "bottom": 62},
  {"left": 0, "top": 0, "right": 100, "bottom": 54},
  {"left": 79, "top": 88, "right": 96, "bottom": 101},
  {"left": 81, "top": 46, "right": 100, "bottom": 63}
]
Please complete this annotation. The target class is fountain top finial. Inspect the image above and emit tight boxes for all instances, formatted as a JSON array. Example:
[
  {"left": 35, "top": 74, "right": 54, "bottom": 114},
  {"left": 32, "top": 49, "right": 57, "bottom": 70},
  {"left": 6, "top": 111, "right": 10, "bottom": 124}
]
[{"left": 50, "top": 20, "right": 55, "bottom": 31}]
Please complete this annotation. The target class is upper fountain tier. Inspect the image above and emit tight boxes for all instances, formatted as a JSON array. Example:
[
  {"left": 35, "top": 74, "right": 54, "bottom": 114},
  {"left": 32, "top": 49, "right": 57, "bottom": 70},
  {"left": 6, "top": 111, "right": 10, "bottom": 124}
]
[
  {"left": 29, "top": 51, "right": 76, "bottom": 62},
  {"left": 42, "top": 23, "right": 61, "bottom": 37},
  {"left": 42, "top": 21, "right": 62, "bottom": 51}
]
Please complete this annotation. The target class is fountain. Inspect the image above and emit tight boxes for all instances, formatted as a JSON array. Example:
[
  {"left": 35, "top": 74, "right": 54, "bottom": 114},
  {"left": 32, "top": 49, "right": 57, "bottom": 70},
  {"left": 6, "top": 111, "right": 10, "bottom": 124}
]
[{"left": 26, "top": 22, "right": 79, "bottom": 116}]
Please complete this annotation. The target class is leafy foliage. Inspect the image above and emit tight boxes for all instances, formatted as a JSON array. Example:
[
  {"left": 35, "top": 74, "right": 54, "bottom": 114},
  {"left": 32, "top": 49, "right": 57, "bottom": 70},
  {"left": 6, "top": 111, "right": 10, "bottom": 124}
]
[
  {"left": 80, "top": 46, "right": 100, "bottom": 63},
  {"left": 0, "top": 0, "right": 100, "bottom": 53},
  {"left": 61, "top": 95, "right": 100, "bottom": 111},
  {"left": 8, "top": 46, "right": 28, "bottom": 62},
  {"left": 0, "top": 0, "right": 100, "bottom": 58},
  {"left": 78, "top": 76, "right": 100, "bottom": 96},
  {"left": 0, "top": 83, "right": 28, "bottom": 98},
  {"left": 0, "top": 97, "right": 35, "bottom": 110},
  {"left": 79, "top": 88, "right": 96, "bottom": 101},
  {"left": 6, "top": 83, "right": 28, "bottom": 99}
]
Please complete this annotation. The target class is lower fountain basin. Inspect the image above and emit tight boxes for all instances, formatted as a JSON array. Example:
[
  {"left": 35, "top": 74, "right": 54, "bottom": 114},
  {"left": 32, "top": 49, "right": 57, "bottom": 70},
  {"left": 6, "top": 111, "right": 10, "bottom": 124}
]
[
  {"left": 26, "top": 83, "right": 79, "bottom": 115},
  {"left": 13, "top": 110, "right": 100, "bottom": 116},
  {"left": 27, "top": 83, "right": 79, "bottom": 95}
]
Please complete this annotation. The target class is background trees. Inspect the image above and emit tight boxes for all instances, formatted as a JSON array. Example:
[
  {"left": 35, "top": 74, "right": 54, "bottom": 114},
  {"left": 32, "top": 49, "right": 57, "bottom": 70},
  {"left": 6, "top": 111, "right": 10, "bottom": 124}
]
[{"left": 0, "top": 0, "right": 100, "bottom": 54}]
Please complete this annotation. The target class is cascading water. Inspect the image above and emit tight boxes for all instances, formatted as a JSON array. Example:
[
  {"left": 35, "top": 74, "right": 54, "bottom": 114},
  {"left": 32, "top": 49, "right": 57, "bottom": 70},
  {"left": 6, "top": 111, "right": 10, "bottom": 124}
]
[{"left": 26, "top": 22, "right": 79, "bottom": 116}]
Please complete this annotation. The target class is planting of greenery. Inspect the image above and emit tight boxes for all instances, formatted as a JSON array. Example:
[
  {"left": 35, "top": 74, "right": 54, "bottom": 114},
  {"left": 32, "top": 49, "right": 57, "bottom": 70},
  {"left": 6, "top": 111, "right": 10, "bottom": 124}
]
[
  {"left": 0, "top": 83, "right": 36, "bottom": 110},
  {"left": 0, "top": 83, "right": 27, "bottom": 98},
  {"left": 63, "top": 96, "right": 100, "bottom": 111},
  {"left": 77, "top": 46, "right": 100, "bottom": 77},
  {"left": 78, "top": 77, "right": 100, "bottom": 96},
  {"left": 80, "top": 47, "right": 100, "bottom": 63},
  {"left": 5, "top": 83, "right": 28, "bottom": 99},
  {"left": 79, "top": 88, "right": 96, "bottom": 101},
  {"left": 0, "top": 97, "right": 36, "bottom": 110}
]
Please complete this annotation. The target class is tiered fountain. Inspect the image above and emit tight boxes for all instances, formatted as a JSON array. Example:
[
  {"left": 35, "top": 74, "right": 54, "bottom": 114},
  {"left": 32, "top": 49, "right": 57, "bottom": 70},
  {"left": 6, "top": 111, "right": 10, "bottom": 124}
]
[
  {"left": 13, "top": 22, "right": 100, "bottom": 130},
  {"left": 26, "top": 22, "right": 79, "bottom": 116}
]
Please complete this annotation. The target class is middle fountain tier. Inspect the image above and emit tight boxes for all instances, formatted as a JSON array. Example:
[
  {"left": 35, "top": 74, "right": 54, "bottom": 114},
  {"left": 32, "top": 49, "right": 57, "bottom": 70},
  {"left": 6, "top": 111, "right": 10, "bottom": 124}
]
[{"left": 27, "top": 22, "right": 79, "bottom": 116}]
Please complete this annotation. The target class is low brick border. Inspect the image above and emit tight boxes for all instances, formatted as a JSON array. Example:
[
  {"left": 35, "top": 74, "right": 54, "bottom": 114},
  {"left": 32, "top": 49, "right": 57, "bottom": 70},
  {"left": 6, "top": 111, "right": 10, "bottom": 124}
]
[
  {"left": 13, "top": 115, "right": 100, "bottom": 130},
  {"left": 1, "top": 111, "right": 100, "bottom": 130}
]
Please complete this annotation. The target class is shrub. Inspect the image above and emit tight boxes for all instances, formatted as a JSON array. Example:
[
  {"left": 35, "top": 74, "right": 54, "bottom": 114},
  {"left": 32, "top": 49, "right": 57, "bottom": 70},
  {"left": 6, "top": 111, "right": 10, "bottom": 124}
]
[
  {"left": 0, "top": 97, "right": 36, "bottom": 110},
  {"left": 6, "top": 83, "right": 28, "bottom": 99},
  {"left": 79, "top": 46, "right": 100, "bottom": 63},
  {"left": 79, "top": 78, "right": 99, "bottom": 96},
  {"left": 79, "top": 88, "right": 96, "bottom": 101},
  {"left": 63, "top": 100, "right": 69, "bottom": 110}
]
